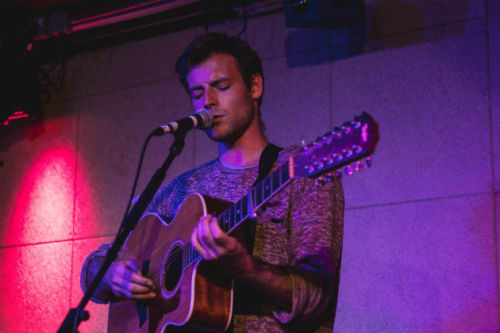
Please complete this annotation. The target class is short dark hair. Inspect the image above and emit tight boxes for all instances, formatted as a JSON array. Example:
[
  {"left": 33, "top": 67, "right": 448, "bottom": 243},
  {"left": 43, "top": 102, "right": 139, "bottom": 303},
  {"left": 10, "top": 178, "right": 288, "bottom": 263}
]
[{"left": 175, "top": 33, "right": 264, "bottom": 106}]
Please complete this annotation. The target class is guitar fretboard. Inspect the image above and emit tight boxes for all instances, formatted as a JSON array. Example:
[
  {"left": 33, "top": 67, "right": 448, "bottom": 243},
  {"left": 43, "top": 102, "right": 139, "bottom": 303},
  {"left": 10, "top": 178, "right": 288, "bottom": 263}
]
[{"left": 182, "top": 160, "right": 292, "bottom": 269}]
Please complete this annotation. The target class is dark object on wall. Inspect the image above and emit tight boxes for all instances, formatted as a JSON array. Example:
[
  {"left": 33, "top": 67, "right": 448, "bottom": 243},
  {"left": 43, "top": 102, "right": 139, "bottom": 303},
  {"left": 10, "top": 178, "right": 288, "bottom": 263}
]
[
  {"left": 283, "top": 0, "right": 364, "bottom": 29},
  {"left": 0, "top": 48, "right": 43, "bottom": 128}
]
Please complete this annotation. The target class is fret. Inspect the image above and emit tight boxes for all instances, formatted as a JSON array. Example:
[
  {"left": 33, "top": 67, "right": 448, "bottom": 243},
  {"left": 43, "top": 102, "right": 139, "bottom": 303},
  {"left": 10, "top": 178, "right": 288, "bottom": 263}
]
[
  {"left": 226, "top": 209, "right": 232, "bottom": 231},
  {"left": 190, "top": 243, "right": 194, "bottom": 263},
  {"left": 226, "top": 209, "right": 232, "bottom": 230},
  {"left": 280, "top": 162, "right": 289, "bottom": 183},
  {"left": 185, "top": 243, "right": 190, "bottom": 265},
  {"left": 272, "top": 169, "right": 280, "bottom": 191},
  {"left": 235, "top": 199, "right": 242, "bottom": 222},
  {"left": 241, "top": 195, "right": 248, "bottom": 219},
  {"left": 220, "top": 210, "right": 228, "bottom": 232},
  {"left": 255, "top": 183, "right": 263, "bottom": 206},
  {"left": 251, "top": 187, "right": 256, "bottom": 211},
  {"left": 263, "top": 175, "right": 272, "bottom": 198},
  {"left": 228, "top": 206, "right": 235, "bottom": 228}
]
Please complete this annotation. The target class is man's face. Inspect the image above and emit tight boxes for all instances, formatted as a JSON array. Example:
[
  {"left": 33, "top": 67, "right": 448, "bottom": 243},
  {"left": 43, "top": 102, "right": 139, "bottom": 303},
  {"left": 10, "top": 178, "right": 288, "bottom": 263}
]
[{"left": 186, "top": 53, "right": 259, "bottom": 144}]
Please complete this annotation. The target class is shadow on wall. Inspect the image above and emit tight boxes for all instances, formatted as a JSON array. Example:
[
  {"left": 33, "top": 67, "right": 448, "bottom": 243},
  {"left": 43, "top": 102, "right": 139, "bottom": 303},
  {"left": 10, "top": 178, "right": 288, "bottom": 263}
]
[{"left": 285, "top": 0, "right": 469, "bottom": 67}]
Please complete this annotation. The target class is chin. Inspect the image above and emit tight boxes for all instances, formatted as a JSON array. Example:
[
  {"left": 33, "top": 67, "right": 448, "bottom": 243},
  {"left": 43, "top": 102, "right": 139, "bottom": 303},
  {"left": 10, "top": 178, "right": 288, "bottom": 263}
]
[
  {"left": 204, "top": 128, "right": 224, "bottom": 142},
  {"left": 205, "top": 128, "right": 238, "bottom": 144}
]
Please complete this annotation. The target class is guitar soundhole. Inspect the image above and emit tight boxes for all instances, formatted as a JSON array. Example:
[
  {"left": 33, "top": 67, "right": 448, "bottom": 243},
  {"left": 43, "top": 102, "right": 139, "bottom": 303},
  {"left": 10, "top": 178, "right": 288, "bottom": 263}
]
[{"left": 164, "top": 246, "right": 183, "bottom": 291}]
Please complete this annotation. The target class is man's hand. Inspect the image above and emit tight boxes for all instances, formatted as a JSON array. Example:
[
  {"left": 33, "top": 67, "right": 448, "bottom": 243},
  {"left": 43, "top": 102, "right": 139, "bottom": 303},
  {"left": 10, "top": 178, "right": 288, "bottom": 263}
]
[
  {"left": 190, "top": 214, "right": 293, "bottom": 311},
  {"left": 190, "top": 214, "right": 250, "bottom": 268},
  {"left": 104, "top": 260, "right": 156, "bottom": 300}
]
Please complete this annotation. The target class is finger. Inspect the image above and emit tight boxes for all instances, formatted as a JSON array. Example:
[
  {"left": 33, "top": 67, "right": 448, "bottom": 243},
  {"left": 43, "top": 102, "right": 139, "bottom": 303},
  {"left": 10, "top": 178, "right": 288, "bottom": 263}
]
[
  {"left": 121, "top": 260, "right": 155, "bottom": 288},
  {"left": 191, "top": 228, "right": 207, "bottom": 258},
  {"left": 112, "top": 284, "right": 156, "bottom": 300},
  {"left": 209, "top": 218, "right": 228, "bottom": 248},
  {"left": 126, "top": 279, "right": 155, "bottom": 294},
  {"left": 112, "top": 281, "right": 152, "bottom": 294},
  {"left": 192, "top": 224, "right": 215, "bottom": 260},
  {"left": 110, "top": 273, "right": 155, "bottom": 296},
  {"left": 197, "top": 215, "right": 218, "bottom": 259},
  {"left": 129, "top": 271, "right": 154, "bottom": 288}
]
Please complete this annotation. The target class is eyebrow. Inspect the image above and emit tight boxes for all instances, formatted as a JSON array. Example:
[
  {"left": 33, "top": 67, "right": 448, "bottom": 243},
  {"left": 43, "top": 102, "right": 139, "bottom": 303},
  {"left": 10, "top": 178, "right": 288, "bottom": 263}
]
[{"left": 188, "top": 77, "right": 231, "bottom": 92}]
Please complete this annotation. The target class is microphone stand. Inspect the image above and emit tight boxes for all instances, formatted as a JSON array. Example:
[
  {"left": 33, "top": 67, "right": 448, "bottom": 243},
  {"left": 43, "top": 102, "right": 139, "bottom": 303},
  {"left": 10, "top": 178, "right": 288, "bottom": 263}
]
[{"left": 58, "top": 131, "right": 187, "bottom": 333}]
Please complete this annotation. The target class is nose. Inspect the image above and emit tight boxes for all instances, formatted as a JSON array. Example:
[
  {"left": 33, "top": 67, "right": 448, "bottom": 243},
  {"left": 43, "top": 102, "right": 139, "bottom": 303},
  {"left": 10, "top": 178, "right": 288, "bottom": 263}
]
[{"left": 203, "top": 88, "right": 218, "bottom": 110}]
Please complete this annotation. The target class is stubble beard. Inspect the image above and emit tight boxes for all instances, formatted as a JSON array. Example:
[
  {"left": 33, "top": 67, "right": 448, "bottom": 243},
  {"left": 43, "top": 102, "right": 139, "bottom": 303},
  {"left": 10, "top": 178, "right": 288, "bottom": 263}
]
[{"left": 204, "top": 107, "right": 255, "bottom": 145}]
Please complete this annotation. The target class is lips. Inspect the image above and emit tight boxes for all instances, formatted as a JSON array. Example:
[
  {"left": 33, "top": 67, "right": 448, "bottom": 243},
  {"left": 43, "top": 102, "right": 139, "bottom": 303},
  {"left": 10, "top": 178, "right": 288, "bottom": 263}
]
[
  {"left": 212, "top": 115, "right": 224, "bottom": 125},
  {"left": 210, "top": 110, "right": 225, "bottom": 123}
]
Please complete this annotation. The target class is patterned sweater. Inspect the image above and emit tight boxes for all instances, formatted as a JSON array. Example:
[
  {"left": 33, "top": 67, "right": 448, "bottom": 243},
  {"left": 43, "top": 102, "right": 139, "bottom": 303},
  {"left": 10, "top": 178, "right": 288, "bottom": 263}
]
[{"left": 81, "top": 146, "right": 344, "bottom": 332}]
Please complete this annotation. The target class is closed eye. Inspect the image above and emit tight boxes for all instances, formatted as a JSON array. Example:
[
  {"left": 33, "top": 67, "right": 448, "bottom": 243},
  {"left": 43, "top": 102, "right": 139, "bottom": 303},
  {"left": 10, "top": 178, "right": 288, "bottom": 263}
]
[
  {"left": 217, "top": 84, "right": 229, "bottom": 91},
  {"left": 190, "top": 89, "right": 203, "bottom": 100}
]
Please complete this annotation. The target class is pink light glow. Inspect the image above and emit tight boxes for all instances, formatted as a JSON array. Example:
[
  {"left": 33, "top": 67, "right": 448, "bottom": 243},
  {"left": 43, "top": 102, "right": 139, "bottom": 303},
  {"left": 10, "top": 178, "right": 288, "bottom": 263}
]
[{"left": 7, "top": 145, "right": 95, "bottom": 244}]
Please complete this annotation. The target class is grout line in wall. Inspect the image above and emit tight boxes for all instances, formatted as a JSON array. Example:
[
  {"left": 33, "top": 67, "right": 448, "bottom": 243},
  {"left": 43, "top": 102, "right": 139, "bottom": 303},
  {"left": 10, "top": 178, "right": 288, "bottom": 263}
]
[
  {"left": 0, "top": 234, "right": 116, "bottom": 250},
  {"left": 345, "top": 191, "right": 493, "bottom": 211},
  {"left": 484, "top": 0, "right": 500, "bottom": 327}
]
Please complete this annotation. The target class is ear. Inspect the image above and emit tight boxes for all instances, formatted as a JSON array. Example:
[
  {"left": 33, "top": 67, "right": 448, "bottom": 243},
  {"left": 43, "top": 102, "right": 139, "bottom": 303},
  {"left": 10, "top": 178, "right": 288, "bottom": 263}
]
[{"left": 249, "top": 73, "right": 263, "bottom": 101}]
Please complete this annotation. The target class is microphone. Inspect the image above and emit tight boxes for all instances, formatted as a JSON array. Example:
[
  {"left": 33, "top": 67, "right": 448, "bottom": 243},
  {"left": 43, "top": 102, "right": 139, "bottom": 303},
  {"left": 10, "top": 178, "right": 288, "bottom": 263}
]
[{"left": 152, "top": 109, "right": 213, "bottom": 136}]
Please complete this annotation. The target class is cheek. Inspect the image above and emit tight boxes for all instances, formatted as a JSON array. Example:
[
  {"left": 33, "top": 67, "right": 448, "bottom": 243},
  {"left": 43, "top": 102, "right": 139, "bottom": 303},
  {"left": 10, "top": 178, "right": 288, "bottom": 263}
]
[{"left": 191, "top": 99, "right": 203, "bottom": 110}]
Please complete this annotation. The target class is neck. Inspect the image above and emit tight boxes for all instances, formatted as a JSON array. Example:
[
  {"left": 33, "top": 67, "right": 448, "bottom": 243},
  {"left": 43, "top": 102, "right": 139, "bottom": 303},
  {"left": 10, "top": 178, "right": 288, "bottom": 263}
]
[{"left": 218, "top": 124, "right": 269, "bottom": 167}]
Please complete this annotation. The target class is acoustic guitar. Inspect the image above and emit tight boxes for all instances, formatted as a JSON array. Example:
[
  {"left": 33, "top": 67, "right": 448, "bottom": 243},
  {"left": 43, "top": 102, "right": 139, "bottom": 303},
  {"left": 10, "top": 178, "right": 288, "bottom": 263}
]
[{"left": 108, "top": 112, "right": 379, "bottom": 332}]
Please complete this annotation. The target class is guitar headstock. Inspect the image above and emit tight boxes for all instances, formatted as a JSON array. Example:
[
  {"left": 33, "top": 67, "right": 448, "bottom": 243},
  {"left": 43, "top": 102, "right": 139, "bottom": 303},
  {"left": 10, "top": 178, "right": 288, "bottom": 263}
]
[{"left": 292, "top": 112, "right": 379, "bottom": 181}]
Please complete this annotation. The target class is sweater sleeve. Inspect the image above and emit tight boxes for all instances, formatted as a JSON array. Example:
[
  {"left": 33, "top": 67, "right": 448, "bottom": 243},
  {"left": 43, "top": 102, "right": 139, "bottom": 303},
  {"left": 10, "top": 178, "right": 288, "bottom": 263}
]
[
  {"left": 80, "top": 243, "right": 113, "bottom": 304},
  {"left": 273, "top": 176, "right": 344, "bottom": 323}
]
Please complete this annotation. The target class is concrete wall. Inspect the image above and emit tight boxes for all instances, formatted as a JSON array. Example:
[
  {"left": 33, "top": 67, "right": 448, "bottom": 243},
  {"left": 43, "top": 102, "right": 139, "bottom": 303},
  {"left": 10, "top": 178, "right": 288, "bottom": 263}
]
[{"left": 0, "top": 0, "right": 498, "bottom": 331}]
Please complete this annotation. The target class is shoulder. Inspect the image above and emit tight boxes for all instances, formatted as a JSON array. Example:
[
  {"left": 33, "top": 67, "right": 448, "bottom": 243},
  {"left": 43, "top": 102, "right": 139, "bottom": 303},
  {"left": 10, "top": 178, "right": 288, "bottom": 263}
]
[{"left": 152, "top": 158, "right": 219, "bottom": 200}]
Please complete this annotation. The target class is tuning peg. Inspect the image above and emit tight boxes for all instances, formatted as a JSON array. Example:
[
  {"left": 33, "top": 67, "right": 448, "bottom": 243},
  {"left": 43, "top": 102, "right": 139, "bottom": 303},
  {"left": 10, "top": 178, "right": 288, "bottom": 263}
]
[
  {"left": 353, "top": 160, "right": 363, "bottom": 172},
  {"left": 343, "top": 165, "right": 353, "bottom": 176},
  {"left": 314, "top": 161, "right": 325, "bottom": 170},
  {"left": 332, "top": 127, "right": 342, "bottom": 138},
  {"left": 341, "top": 125, "right": 352, "bottom": 134},
  {"left": 323, "top": 156, "right": 334, "bottom": 165},
  {"left": 365, "top": 156, "right": 372, "bottom": 168},
  {"left": 304, "top": 164, "right": 315, "bottom": 174},
  {"left": 343, "top": 148, "right": 353, "bottom": 158},
  {"left": 322, "top": 135, "right": 332, "bottom": 145},
  {"left": 353, "top": 145, "right": 363, "bottom": 154},
  {"left": 351, "top": 120, "right": 362, "bottom": 129}
]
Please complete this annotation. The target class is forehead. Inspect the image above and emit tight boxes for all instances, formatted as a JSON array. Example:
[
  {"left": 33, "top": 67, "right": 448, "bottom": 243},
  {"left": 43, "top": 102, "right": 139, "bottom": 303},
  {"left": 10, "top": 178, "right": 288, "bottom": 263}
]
[{"left": 186, "top": 53, "right": 242, "bottom": 86}]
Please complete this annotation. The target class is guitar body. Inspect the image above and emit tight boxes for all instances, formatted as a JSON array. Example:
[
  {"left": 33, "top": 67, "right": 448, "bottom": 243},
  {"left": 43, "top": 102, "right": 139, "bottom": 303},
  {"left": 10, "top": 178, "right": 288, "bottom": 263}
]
[{"left": 108, "top": 193, "right": 234, "bottom": 333}]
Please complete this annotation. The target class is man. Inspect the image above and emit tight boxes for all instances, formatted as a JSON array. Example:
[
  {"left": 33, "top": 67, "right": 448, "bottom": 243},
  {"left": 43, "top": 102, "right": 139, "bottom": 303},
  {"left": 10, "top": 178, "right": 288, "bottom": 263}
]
[{"left": 81, "top": 33, "right": 344, "bottom": 332}]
